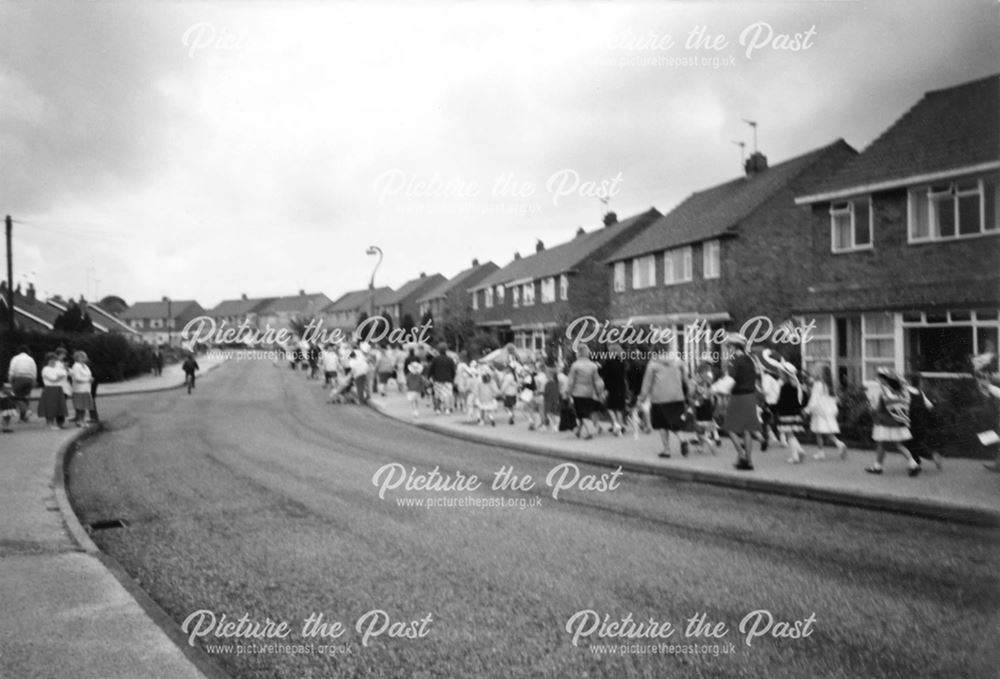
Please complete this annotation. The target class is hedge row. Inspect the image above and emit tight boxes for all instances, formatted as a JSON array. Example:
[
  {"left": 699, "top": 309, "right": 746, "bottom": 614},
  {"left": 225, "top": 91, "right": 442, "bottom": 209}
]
[{"left": 0, "top": 329, "right": 156, "bottom": 384}]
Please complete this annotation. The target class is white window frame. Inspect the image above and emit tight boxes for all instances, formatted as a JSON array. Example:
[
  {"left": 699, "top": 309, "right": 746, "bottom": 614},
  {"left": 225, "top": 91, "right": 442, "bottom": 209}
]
[
  {"left": 485, "top": 287, "right": 494, "bottom": 309},
  {"left": 908, "top": 175, "right": 998, "bottom": 243},
  {"left": 830, "top": 197, "right": 873, "bottom": 253},
  {"left": 632, "top": 255, "right": 655, "bottom": 290},
  {"left": 559, "top": 274, "right": 569, "bottom": 301},
  {"left": 541, "top": 277, "right": 556, "bottom": 303},
  {"left": 613, "top": 262, "right": 626, "bottom": 292},
  {"left": 472, "top": 291, "right": 478, "bottom": 310},
  {"left": 703, "top": 240, "right": 720, "bottom": 280},
  {"left": 150, "top": 318, "right": 164, "bottom": 329},
  {"left": 512, "top": 286, "right": 520, "bottom": 308},
  {"left": 523, "top": 282, "right": 535, "bottom": 306},
  {"left": 496, "top": 285, "right": 505, "bottom": 304},
  {"left": 663, "top": 246, "right": 693, "bottom": 285}
]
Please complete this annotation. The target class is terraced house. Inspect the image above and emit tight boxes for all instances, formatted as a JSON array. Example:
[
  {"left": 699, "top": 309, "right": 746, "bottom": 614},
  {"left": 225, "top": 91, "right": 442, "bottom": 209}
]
[
  {"left": 374, "top": 272, "right": 446, "bottom": 328},
  {"left": 794, "top": 74, "right": 999, "bottom": 386},
  {"left": 605, "top": 140, "right": 855, "bottom": 370},
  {"left": 468, "top": 208, "right": 661, "bottom": 351},
  {"left": 415, "top": 259, "right": 498, "bottom": 321}
]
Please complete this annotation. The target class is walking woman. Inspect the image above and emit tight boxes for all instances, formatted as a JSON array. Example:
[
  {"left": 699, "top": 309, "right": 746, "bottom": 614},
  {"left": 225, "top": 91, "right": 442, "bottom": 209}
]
[
  {"left": 805, "top": 364, "right": 847, "bottom": 459},
  {"left": 599, "top": 343, "right": 629, "bottom": 436},
  {"left": 866, "top": 368, "right": 919, "bottom": 476},
  {"left": 564, "top": 344, "right": 603, "bottom": 439},
  {"left": 639, "top": 350, "right": 689, "bottom": 457},
  {"left": 69, "top": 351, "right": 96, "bottom": 426},
  {"left": 723, "top": 333, "right": 760, "bottom": 470},
  {"left": 37, "top": 352, "right": 68, "bottom": 429}
]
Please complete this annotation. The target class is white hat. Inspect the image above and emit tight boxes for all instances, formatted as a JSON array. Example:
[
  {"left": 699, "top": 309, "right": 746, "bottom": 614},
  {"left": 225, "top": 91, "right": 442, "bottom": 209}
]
[{"left": 725, "top": 332, "right": 748, "bottom": 347}]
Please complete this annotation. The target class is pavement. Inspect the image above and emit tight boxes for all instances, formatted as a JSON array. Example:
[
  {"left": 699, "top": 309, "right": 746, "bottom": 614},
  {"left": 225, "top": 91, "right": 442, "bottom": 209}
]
[
  {"left": 368, "top": 390, "right": 1000, "bottom": 525},
  {"left": 0, "top": 356, "right": 228, "bottom": 679}
]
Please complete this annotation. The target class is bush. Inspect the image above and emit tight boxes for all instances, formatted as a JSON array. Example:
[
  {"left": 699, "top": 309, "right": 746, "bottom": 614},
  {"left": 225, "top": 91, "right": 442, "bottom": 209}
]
[{"left": 0, "top": 329, "right": 155, "bottom": 384}]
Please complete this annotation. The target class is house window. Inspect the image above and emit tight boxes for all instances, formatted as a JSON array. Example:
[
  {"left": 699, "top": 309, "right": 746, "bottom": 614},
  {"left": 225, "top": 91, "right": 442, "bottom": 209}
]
[
  {"left": 419, "top": 303, "right": 429, "bottom": 317},
  {"left": 663, "top": 246, "right": 693, "bottom": 285},
  {"left": 496, "top": 285, "right": 505, "bottom": 304},
  {"left": 485, "top": 288, "right": 493, "bottom": 309},
  {"left": 523, "top": 282, "right": 535, "bottom": 306},
  {"left": 130, "top": 319, "right": 143, "bottom": 330},
  {"left": 862, "top": 312, "right": 896, "bottom": 381},
  {"left": 559, "top": 274, "right": 568, "bottom": 301},
  {"left": 830, "top": 197, "right": 873, "bottom": 252},
  {"left": 703, "top": 240, "right": 720, "bottom": 280},
  {"left": 632, "top": 255, "right": 655, "bottom": 289},
  {"left": 541, "top": 277, "right": 556, "bottom": 303},
  {"left": 472, "top": 291, "right": 478, "bottom": 310},
  {"left": 150, "top": 318, "right": 164, "bottom": 329},
  {"left": 512, "top": 286, "right": 520, "bottom": 308},
  {"left": 902, "top": 309, "right": 1000, "bottom": 373},
  {"left": 613, "top": 262, "right": 626, "bottom": 292},
  {"left": 909, "top": 174, "right": 999, "bottom": 242}
]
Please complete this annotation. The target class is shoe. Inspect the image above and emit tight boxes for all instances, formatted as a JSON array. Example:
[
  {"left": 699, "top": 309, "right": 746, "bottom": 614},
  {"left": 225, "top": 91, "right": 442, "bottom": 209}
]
[
  {"left": 932, "top": 452, "right": 943, "bottom": 470},
  {"left": 865, "top": 466, "right": 883, "bottom": 475},
  {"left": 837, "top": 442, "right": 848, "bottom": 460},
  {"left": 734, "top": 459, "right": 754, "bottom": 471},
  {"left": 658, "top": 452, "right": 671, "bottom": 458},
  {"left": 680, "top": 441, "right": 689, "bottom": 457},
  {"left": 528, "top": 423, "right": 536, "bottom": 431},
  {"left": 509, "top": 416, "right": 515, "bottom": 425},
  {"left": 491, "top": 420, "right": 496, "bottom": 427},
  {"left": 787, "top": 456, "right": 799, "bottom": 464},
  {"left": 813, "top": 451, "right": 826, "bottom": 460},
  {"left": 760, "top": 439, "right": 768, "bottom": 452},
  {"left": 908, "top": 465, "right": 922, "bottom": 477}
]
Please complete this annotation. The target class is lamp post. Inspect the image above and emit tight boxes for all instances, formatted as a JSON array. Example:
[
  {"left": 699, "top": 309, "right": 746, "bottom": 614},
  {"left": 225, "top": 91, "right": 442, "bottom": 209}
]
[
  {"left": 166, "top": 297, "right": 172, "bottom": 348},
  {"left": 366, "top": 245, "right": 383, "bottom": 322}
]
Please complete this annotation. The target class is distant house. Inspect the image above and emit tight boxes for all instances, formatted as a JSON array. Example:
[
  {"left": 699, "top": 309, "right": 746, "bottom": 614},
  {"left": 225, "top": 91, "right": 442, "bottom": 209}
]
[
  {"left": 415, "top": 259, "right": 499, "bottom": 321},
  {"left": 208, "top": 294, "right": 275, "bottom": 329},
  {"left": 794, "top": 74, "right": 999, "bottom": 386},
  {"left": 605, "top": 141, "right": 855, "bottom": 370},
  {"left": 469, "top": 208, "right": 662, "bottom": 352},
  {"left": 256, "top": 291, "right": 334, "bottom": 333},
  {"left": 119, "top": 298, "right": 207, "bottom": 346},
  {"left": 47, "top": 297, "right": 141, "bottom": 339},
  {"left": 323, "top": 287, "right": 394, "bottom": 332},
  {"left": 0, "top": 282, "right": 62, "bottom": 332},
  {"left": 375, "top": 273, "right": 447, "bottom": 328}
]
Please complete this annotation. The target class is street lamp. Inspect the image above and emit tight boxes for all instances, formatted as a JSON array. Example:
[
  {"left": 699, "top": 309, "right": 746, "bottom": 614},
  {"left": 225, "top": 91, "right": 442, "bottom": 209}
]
[
  {"left": 366, "top": 245, "right": 383, "bottom": 321},
  {"left": 165, "top": 296, "right": 172, "bottom": 348}
]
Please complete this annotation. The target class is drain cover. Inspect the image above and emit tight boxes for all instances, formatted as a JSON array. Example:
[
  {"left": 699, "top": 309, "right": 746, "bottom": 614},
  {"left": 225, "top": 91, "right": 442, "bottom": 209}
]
[{"left": 89, "top": 518, "right": 130, "bottom": 531}]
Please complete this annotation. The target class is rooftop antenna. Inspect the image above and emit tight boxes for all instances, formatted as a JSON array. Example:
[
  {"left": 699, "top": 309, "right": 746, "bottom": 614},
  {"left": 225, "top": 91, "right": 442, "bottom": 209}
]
[
  {"left": 599, "top": 195, "right": 611, "bottom": 219},
  {"left": 731, "top": 140, "right": 746, "bottom": 164},
  {"left": 742, "top": 119, "right": 758, "bottom": 152}
]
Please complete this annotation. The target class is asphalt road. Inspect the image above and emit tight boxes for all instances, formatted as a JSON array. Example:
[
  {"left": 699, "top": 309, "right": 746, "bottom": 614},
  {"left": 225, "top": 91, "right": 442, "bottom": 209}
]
[{"left": 68, "top": 358, "right": 1000, "bottom": 679}]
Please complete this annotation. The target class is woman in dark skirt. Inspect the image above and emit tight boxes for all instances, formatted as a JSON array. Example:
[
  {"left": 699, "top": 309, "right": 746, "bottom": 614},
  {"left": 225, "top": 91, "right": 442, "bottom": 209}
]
[
  {"left": 724, "top": 333, "right": 761, "bottom": 470},
  {"left": 599, "top": 344, "right": 629, "bottom": 436},
  {"left": 37, "top": 353, "right": 68, "bottom": 429},
  {"left": 639, "top": 351, "right": 689, "bottom": 458}
]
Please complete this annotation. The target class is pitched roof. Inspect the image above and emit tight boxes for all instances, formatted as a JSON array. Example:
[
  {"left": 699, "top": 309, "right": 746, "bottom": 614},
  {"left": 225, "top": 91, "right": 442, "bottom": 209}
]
[
  {"left": 378, "top": 274, "right": 445, "bottom": 305},
  {"left": 798, "top": 74, "right": 1000, "bottom": 203},
  {"left": 0, "top": 288, "right": 60, "bottom": 330},
  {"left": 416, "top": 261, "right": 499, "bottom": 303},
  {"left": 258, "top": 293, "right": 332, "bottom": 315},
  {"left": 325, "top": 287, "right": 394, "bottom": 313},
  {"left": 85, "top": 301, "right": 141, "bottom": 334},
  {"left": 607, "top": 141, "right": 853, "bottom": 262},
  {"left": 209, "top": 297, "right": 275, "bottom": 317},
  {"left": 119, "top": 300, "right": 201, "bottom": 320},
  {"left": 473, "top": 208, "right": 662, "bottom": 291}
]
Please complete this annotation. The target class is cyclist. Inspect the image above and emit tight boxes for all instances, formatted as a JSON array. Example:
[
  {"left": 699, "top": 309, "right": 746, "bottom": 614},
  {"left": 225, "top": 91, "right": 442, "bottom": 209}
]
[{"left": 182, "top": 354, "right": 200, "bottom": 394}]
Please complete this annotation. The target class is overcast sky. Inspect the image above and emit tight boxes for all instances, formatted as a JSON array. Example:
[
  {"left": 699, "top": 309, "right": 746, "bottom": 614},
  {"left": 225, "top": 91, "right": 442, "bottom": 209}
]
[{"left": 0, "top": 1, "right": 996, "bottom": 308}]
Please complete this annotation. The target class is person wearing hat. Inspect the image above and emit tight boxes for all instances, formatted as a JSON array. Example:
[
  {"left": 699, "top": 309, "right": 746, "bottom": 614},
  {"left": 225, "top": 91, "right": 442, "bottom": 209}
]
[
  {"left": 759, "top": 349, "right": 784, "bottom": 450},
  {"left": 805, "top": 364, "right": 848, "bottom": 460},
  {"left": 866, "top": 367, "right": 919, "bottom": 476},
  {"left": 723, "top": 333, "right": 761, "bottom": 470},
  {"left": 771, "top": 358, "right": 808, "bottom": 464}
]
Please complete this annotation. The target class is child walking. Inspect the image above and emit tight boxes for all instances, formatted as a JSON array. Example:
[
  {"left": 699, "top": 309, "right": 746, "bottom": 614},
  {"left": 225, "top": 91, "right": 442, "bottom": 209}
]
[
  {"left": 774, "top": 362, "right": 808, "bottom": 464},
  {"left": 473, "top": 372, "right": 499, "bottom": 426},
  {"left": 805, "top": 364, "right": 847, "bottom": 460},
  {"left": 405, "top": 361, "right": 425, "bottom": 418},
  {"left": 866, "top": 368, "right": 919, "bottom": 476},
  {"left": 690, "top": 363, "right": 720, "bottom": 452},
  {"left": 1, "top": 383, "right": 16, "bottom": 433}
]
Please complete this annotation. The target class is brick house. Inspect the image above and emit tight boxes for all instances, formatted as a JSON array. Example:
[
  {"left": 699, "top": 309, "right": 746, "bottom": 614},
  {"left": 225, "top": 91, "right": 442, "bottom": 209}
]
[
  {"left": 468, "top": 208, "right": 662, "bottom": 352},
  {"left": 208, "top": 294, "right": 275, "bottom": 330},
  {"left": 415, "top": 259, "right": 499, "bottom": 321},
  {"left": 323, "top": 287, "right": 394, "bottom": 333},
  {"left": 375, "top": 273, "right": 446, "bottom": 328},
  {"left": 255, "top": 291, "right": 335, "bottom": 333},
  {"left": 605, "top": 140, "right": 856, "bottom": 370},
  {"left": 794, "top": 74, "right": 999, "bottom": 387},
  {"left": 119, "top": 298, "right": 207, "bottom": 346}
]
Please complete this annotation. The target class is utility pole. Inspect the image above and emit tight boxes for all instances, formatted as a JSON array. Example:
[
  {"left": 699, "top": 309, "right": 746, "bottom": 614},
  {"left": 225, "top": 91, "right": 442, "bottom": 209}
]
[{"left": 5, "top": 215, "right": 13, "bottom": 334}]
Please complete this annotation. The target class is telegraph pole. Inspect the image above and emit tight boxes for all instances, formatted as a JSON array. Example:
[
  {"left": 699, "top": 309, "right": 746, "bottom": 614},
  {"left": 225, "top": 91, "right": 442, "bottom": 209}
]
[{"left": 5, "top": 215, "right": 13, "bottom": 334}]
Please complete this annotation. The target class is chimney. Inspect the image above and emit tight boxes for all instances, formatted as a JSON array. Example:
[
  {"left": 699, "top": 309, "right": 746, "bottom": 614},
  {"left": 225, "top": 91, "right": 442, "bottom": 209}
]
[
  {"left": 299, "top": 289, "right": 305, "bottom": 296},
  {"left": 471, "top": 258, "right": 479, "bottom": 267},
  {"left": 162, "top": 295, "right": 169, "bottom": 302},
  {"left": 603, "top": 212, "right": 618, "bottom": 227},
  {"left": 420, "top": 272, "right": 426, "bottom": 278},
  {"left": 513, "top": 252, "right": 521, "bottom": 260},
  {"left": 26, "top": 283, "right": 36, "bottom": 301},
  {"left": 575, "top": 227, "right": 586, "bottom": 237},
  {"left": 241, "top": 293, "right": 248, "bottom": 301},
  {"left": 535, "top": 239, "right": 545, "bottom": 253},
  {"left": 744, "top": 151, "right": 768, "bottom": 177}
]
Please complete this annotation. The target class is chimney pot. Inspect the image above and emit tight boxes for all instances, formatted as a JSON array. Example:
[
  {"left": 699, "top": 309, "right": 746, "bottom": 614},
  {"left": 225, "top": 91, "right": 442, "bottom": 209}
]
[
  {"left": 299, "top": 289, "right": 305, "bottom": 296},
  {"left": 744, "top": 151, "right": 768, "bottom": 177},
  {"left": 575, "top": 227, "right": 586, "bottom": 237},
  {"left": 420, "top": 272, "right": 426, "bottom": 278},
  {"left": 27, "top": 283, "right": 36, "bottom": 301},
  {"left": 241, "top": 293, "right": 248, "bottom": 300},
  {"left": 603, "top": 212, "right": 618, "bottom": 227},
  {"left": 472, "top": 258, "right": 479, "bottom": 267},
  {"left": 514, "top": 252, "right": 521, "bottom": 260},
  {"left": 535, "top": 239, "right": 545, "bottom": 253}
]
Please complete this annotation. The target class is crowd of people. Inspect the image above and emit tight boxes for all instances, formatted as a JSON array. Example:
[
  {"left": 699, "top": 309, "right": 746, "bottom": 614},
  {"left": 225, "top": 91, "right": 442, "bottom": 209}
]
[
  {"left": 3, "top": 345, "right": 97, "bottom": 432},
  {"left": 281, "top": 331, "right": 1000, "bottom": 476}
]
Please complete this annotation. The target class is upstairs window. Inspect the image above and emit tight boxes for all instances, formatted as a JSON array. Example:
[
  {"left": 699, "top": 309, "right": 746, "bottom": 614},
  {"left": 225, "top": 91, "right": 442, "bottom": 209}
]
[
  {"left": 703, "top": 240, "right": 720, "bottom": 280},
  {"left": 512, "top": 286, "right": 520, "bottom": 308},
  {"left": 613, "top": 262, "right": 626, "bottom": 292},
  {"left": 830, "top": 197, "right": 873, "bottom": 252},
  {"left": 663, "top": 246, "right": 693, "bottom": 284},
  {"left": 496, "top": 285, "right": 505, "bottom": 304},
  {"left": 472, "top": 292, "right": 478, "bottom": 311},
  {"left": 523, "top": 282, "right": 536, "bottom": 306},
  {"left": 632, "top": 255, "right": 655, "bottom": 289},
  {"left": 541, "top": 277, "right": 556, "bottom": 303},
  {"left": 559, "top": 274, "right": 569, "bottom": 301},
  {"left": 909, "top": 175, "right": 999, "bottom": 242},
  {"left": 485, "top": 288, "right": 493, "bottom": 309}
]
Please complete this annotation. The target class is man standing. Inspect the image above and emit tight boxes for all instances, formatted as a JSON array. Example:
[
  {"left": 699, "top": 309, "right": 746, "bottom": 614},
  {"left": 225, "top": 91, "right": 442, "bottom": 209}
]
[
  {"left": 7, "top": 346, "right": 37, "bottom": 423},
  {"left": 429, "top": 343, "right": 457, "bottom": 414},
  {"left": 348, "top": 350, "right": 370, "bottom": 404}
]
